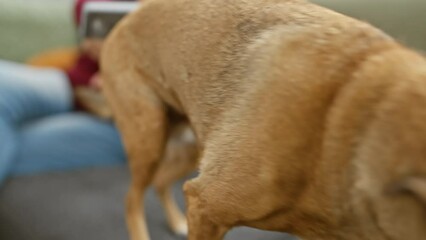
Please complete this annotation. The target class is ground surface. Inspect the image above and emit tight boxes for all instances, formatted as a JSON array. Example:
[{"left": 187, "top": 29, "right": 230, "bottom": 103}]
[{"left": 0, "top": 166, "right": 297, "bottom": 240}]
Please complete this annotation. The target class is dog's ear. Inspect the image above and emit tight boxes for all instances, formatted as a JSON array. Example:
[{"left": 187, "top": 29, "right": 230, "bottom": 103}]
[{"left": 391, "top": 177, "right": 426, "bottom": 204}]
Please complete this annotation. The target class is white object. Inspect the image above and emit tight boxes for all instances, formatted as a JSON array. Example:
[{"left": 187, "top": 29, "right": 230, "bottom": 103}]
[{"left": 79, "top": 1, "right": 140, "bottom": 41}]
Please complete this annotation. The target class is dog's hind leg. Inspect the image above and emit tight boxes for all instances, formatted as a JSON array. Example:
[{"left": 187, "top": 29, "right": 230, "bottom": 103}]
[
  {"left": 102, "top": 69, "right": 167, "bottom": 240},
  {"left": 153, "top": 123, "right": 198, "bottom": 236}
]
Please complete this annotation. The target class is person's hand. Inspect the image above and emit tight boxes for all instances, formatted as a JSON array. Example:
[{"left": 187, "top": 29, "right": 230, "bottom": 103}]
[
  {"left": 74, "top": 85, "right": 112, "bottom": 119},
  {"left": 81, "top": 38, "right": 104, "bottom": 61},
  {"left": 89, "top": 73, "right": 103, "bottom": 90}
]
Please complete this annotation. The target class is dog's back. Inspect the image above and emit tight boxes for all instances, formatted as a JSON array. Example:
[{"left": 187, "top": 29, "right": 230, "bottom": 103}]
[{"left": 103, "top": 0, "right": 395, "bottom": 140}]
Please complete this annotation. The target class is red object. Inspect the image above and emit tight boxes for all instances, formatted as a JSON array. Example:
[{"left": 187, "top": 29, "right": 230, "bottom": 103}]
[
  {"left": 67, "top": 0, "right": 134, "bottom": 89},
  {"left": 67, "top": 54, "right": 99, "bottom": 88},
  {"left": 67, "top": 0, "right": 108, "bottom": 88},
  {"left": 75, "top": 0, "right": 109, "bottom": 26}
]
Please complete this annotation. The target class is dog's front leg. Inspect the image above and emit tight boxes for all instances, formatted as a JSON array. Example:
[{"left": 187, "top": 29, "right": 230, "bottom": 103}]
[{"left": 184, "top": 180, "right": 230, "bottom": 240}]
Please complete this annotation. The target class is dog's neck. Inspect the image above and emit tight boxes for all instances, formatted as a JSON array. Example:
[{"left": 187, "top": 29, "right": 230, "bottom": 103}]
[{"left": 299, "top": 47, "right": 426, "bottom": 240}]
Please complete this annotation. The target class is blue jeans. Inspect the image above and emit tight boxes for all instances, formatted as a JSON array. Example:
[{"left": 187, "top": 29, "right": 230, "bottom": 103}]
[{"left": 0, "top": 60, "right": 126, "bottom": 185}]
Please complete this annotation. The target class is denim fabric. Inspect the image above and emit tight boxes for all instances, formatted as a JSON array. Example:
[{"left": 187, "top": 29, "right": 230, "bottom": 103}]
[{"left": 0, "top": 60, "right": 125, "bottom": 186}]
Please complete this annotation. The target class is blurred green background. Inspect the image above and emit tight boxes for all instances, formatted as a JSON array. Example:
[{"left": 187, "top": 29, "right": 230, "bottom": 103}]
[
  {"left": 0, "top": 0, "right": 425, "bottom": 62},
  {"left": 314, "top": 0, "right": 426, "bottom": 53},
  {"left": 0, "top": 0, "right": 75, "bottom": 62}
]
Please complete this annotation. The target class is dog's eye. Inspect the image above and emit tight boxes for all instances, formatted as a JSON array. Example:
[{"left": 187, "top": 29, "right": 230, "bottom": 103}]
[{"left": 390, "top": 177, "right": 426, "bottom": 204}]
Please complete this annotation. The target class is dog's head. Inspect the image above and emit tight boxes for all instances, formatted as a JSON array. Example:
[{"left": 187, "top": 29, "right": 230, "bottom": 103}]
[{"left": 344, "top": 55, "right": 426, "bottom": 240}]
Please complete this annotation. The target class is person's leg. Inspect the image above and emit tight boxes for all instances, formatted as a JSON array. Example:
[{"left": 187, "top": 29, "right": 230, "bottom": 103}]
[
  {"left": 0, "top": 60, "right": 72, "bottom": 185},
  {"left": 0, "top": 60, "right": 72, "bottom": 123},
  {"left": 0, "top": 119, "right": 17, "bottom": 184},
  {"left": 10, "top": 113, "right": 126, "bottom": 176}
]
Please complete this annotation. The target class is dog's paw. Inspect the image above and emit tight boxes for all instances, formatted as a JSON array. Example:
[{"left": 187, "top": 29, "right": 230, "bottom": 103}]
[{"left": 173, "top": 221, "right": 188, "bottom": 236}]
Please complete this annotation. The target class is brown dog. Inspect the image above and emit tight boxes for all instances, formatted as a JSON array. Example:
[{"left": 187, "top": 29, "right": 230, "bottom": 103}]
[{"left": 101, "top": 0, "right": 426, "bottom": 239}]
